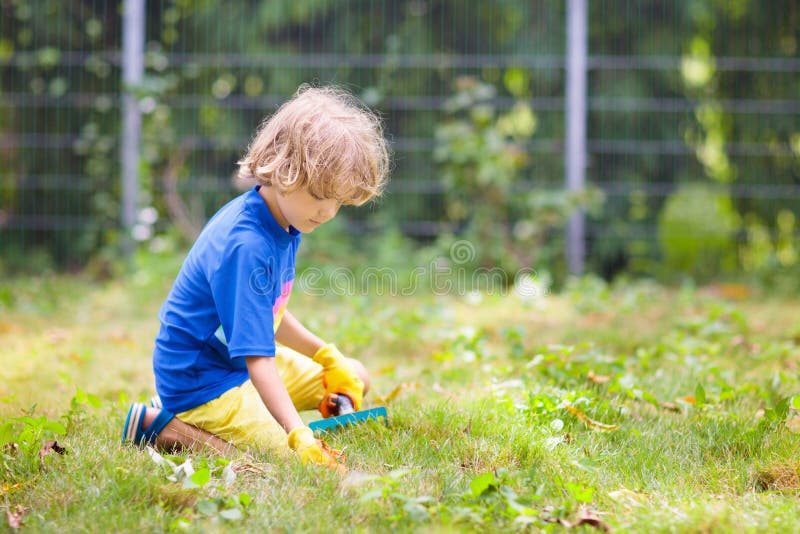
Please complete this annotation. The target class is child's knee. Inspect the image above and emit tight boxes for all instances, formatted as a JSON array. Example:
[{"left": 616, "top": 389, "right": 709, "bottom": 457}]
[{"left": 346, "top": 357, "right": 370, "bottom": 395}]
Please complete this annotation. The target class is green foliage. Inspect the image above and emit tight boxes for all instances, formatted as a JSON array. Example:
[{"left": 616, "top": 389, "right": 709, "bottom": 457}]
[
  {"left": 147, "top": 449, "right": 251, "bottom": 528},
  {"left": 738, "top": 210, "right": 800, "bottom": 292},
  {"left": 657, "top": 183, "right": 740, "bottom": 280},
  {"left": 3, "top": 271, "right": 800, "bottom": 530},
  {"left": 1, "top": 397, "right": 73, "bottom": 482},
  {"left": 1, "top": 1, "right": 798, "bottom": 285},
  {"left": 434, "top": 76, "right": 602, "bottom": 276}
]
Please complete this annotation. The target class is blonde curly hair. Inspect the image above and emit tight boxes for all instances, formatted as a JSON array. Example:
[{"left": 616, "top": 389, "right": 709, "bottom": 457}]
[{"left": 237, "top": 85, "right": 390, "bottom": 206}]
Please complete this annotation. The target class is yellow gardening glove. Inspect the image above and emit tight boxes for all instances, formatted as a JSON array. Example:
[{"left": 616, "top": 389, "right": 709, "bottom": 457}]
[
  {"left": 287, "top": 426, "right": 346, "bottom": 473},
  {"left": 313, "top": 344, "right": 364, "bottom": 418}
]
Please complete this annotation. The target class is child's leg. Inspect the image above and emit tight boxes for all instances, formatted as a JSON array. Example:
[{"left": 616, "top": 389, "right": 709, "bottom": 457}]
[
  {"left": 166, "top": 350, "right": 372, "bottom": 455},
  {"left": 275, "top": 346, "right": 370, "bottom": 411},
  {"left": 138, "top": 408, "right": 234, "bottom": 454},
  {"left": 176, "top": 381, "right": 289, "bottom": 454}
]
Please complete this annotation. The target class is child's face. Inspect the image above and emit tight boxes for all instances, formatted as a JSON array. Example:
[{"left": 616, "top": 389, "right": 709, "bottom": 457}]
[{"left": 276, "top": 186, "right": 341, "bottom": 233}]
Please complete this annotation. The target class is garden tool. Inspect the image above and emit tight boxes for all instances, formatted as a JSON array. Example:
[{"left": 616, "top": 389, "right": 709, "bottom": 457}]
[{"left": 308, "top": 393, "right": 388, "bottom": 434}]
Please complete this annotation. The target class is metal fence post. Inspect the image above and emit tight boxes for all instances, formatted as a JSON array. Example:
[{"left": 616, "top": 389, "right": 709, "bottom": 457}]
[
  {"left": 121, "top": 0, "right": 145, "bottom": 260},
  {"left": 565, "top": 0, "right": 588, "bottom": 275}
]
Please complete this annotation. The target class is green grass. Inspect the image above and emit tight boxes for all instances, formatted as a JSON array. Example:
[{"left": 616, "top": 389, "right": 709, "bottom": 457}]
[{"left": 2, "top": 253, "right": 800, "bottom": 532}]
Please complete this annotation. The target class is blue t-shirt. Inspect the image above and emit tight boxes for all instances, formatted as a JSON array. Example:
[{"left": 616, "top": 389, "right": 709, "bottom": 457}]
[{"left": 153, "top": 186, "right": 301, "bottom": 413}]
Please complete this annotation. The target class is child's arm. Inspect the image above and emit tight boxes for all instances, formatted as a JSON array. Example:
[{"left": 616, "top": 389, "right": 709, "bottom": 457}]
[
  {"left": 274, "top": 310, "right": 325, "bottom": 357},
  {"left": 245, "top": 356, "right": 344, "bottom": 471},
  {"left": 275, "top": 310, "right": 364, "bottom": 415},
  {"left": 245, "top": 356, "right": 304, "bottom": 432}
]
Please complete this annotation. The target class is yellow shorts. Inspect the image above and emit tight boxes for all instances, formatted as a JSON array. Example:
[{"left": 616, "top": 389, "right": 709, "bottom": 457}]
[{"left": 176, "top": 346, "right": 325, "bottom": 454}]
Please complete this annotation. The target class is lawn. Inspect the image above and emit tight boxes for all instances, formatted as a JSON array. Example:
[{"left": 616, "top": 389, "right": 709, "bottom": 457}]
[{"left": 1, "top": 252, "right": 799, "bottom": 532}]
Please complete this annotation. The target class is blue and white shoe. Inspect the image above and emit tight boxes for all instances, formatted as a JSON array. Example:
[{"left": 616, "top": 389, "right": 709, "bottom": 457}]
[{"left": 121, "top": 402, "right": 173, "bottom": 446}]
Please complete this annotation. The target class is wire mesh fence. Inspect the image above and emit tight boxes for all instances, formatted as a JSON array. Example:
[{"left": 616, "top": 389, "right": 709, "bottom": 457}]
[{"left": 1, "top": 0, "right": 798, "bottom": 277}]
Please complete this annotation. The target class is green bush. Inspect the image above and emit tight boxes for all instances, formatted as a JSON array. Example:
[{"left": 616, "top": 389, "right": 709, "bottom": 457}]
[
  {"left": 657, "top": 183, "right": 739, "bottom": 280},
  {"left": 433, "top": 77, "right": 601, "bottom": 279}
]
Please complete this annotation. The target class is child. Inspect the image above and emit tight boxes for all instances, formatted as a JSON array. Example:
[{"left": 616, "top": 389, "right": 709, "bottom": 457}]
[{"left": 122, "top": 85, "right": 390, "bottom": 470}]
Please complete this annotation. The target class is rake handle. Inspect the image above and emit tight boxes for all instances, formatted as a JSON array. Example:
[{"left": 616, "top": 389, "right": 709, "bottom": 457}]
[{"left": 329, "top": 393, "right": 355, "bottom": 416}]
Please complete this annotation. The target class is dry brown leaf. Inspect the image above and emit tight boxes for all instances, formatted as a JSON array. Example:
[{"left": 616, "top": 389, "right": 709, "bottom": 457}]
[
  {"left": 231, "top": 461, "right": 272, "bottom": 475},
  {"left": 588, "top": 371, "right": 611, "bottom": 384},
  {"left": 5, "top": 505, "right": 26, "bottom": 529},
  {"left": 3, "top": 443, "right": 19, "bottom": 456},
  {"left": 0, "top": 322, "right": 23, "bottom": 335},
  {"left": 373, "top": 382, "right": 417, "bottom": 404},
  {"left": 564, "top": 405, "right": 620, "bottom": 432},
  {"left": 39, "top": 440, "right": 66, "bottom": 467},
  {"left": 0, "top": 483, "right": 23, "bottom": 498},
  {"left": 659, "top": 401, "right": 681, "bottom": 412},
  {"left": 318, "top": 440, "right": 345, "bottom": 462},
  {"left": 706, "top": 282, "right": 751, "bottom": 300},
  {"left": 559, "top": 506, "right": 611, "bottom": 531}
]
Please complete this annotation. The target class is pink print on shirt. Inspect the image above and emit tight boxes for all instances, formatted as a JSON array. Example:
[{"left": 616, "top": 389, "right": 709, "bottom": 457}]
[{"left": 272, "top": 279, "right": 293, "bottom": 332}]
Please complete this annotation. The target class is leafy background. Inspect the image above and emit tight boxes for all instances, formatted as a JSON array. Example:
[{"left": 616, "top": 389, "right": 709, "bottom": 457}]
[{"left": 0, "top": 0, "right": 798, "bottom": 285}]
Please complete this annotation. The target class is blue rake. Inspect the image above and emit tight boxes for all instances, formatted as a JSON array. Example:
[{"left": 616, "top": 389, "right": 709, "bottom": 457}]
[{"left": 308, "top": 395, "right": 388, "bottom": 435}]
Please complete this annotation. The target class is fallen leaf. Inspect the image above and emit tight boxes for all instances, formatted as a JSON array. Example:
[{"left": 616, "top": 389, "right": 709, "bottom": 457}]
[
  {"left": 318, "top": 440, "right": 345, "bottom": 462},
  {"left": 0, "top": 483, "right": 23, "bottom": 498},
  {"left": 564, "top": 405, "right": 619, "bottom": 432},
  {"left": 588, "top": 371, "right": 611, "bottom": 384},
  {"left": 706, "top": 282, "right": 751, "bottom": 301},
  {"left": 372, "top": 382, "right": 417, "bottom": 405},
  {"left": 39, "top": 440, "right": 66, "bottom": 466},
  {"left": 0, "top": 322, "right": 23, "bottom": 335},
  {"left": 559, "top": 507, "right": 611, "bottom": 531},
  {"left": 5, "top": 505, "right": 26, "bottom": 529},
  {"left": 659, "top": 402, "right": 681, "bottom": 412},
  {"left": 3, "top": 443, "right": 19, "bottom": 456},
  {"left": 231, "top": 461, "right": 272, "bottom": 475}
]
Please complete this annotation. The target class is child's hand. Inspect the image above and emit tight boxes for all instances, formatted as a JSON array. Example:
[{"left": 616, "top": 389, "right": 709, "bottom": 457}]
[
  {"left": 287, "top": 426, "right": 346, "bottom": 473},
  {"left": 313, "top": 344, "right": 364, "bottom": 417}
]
